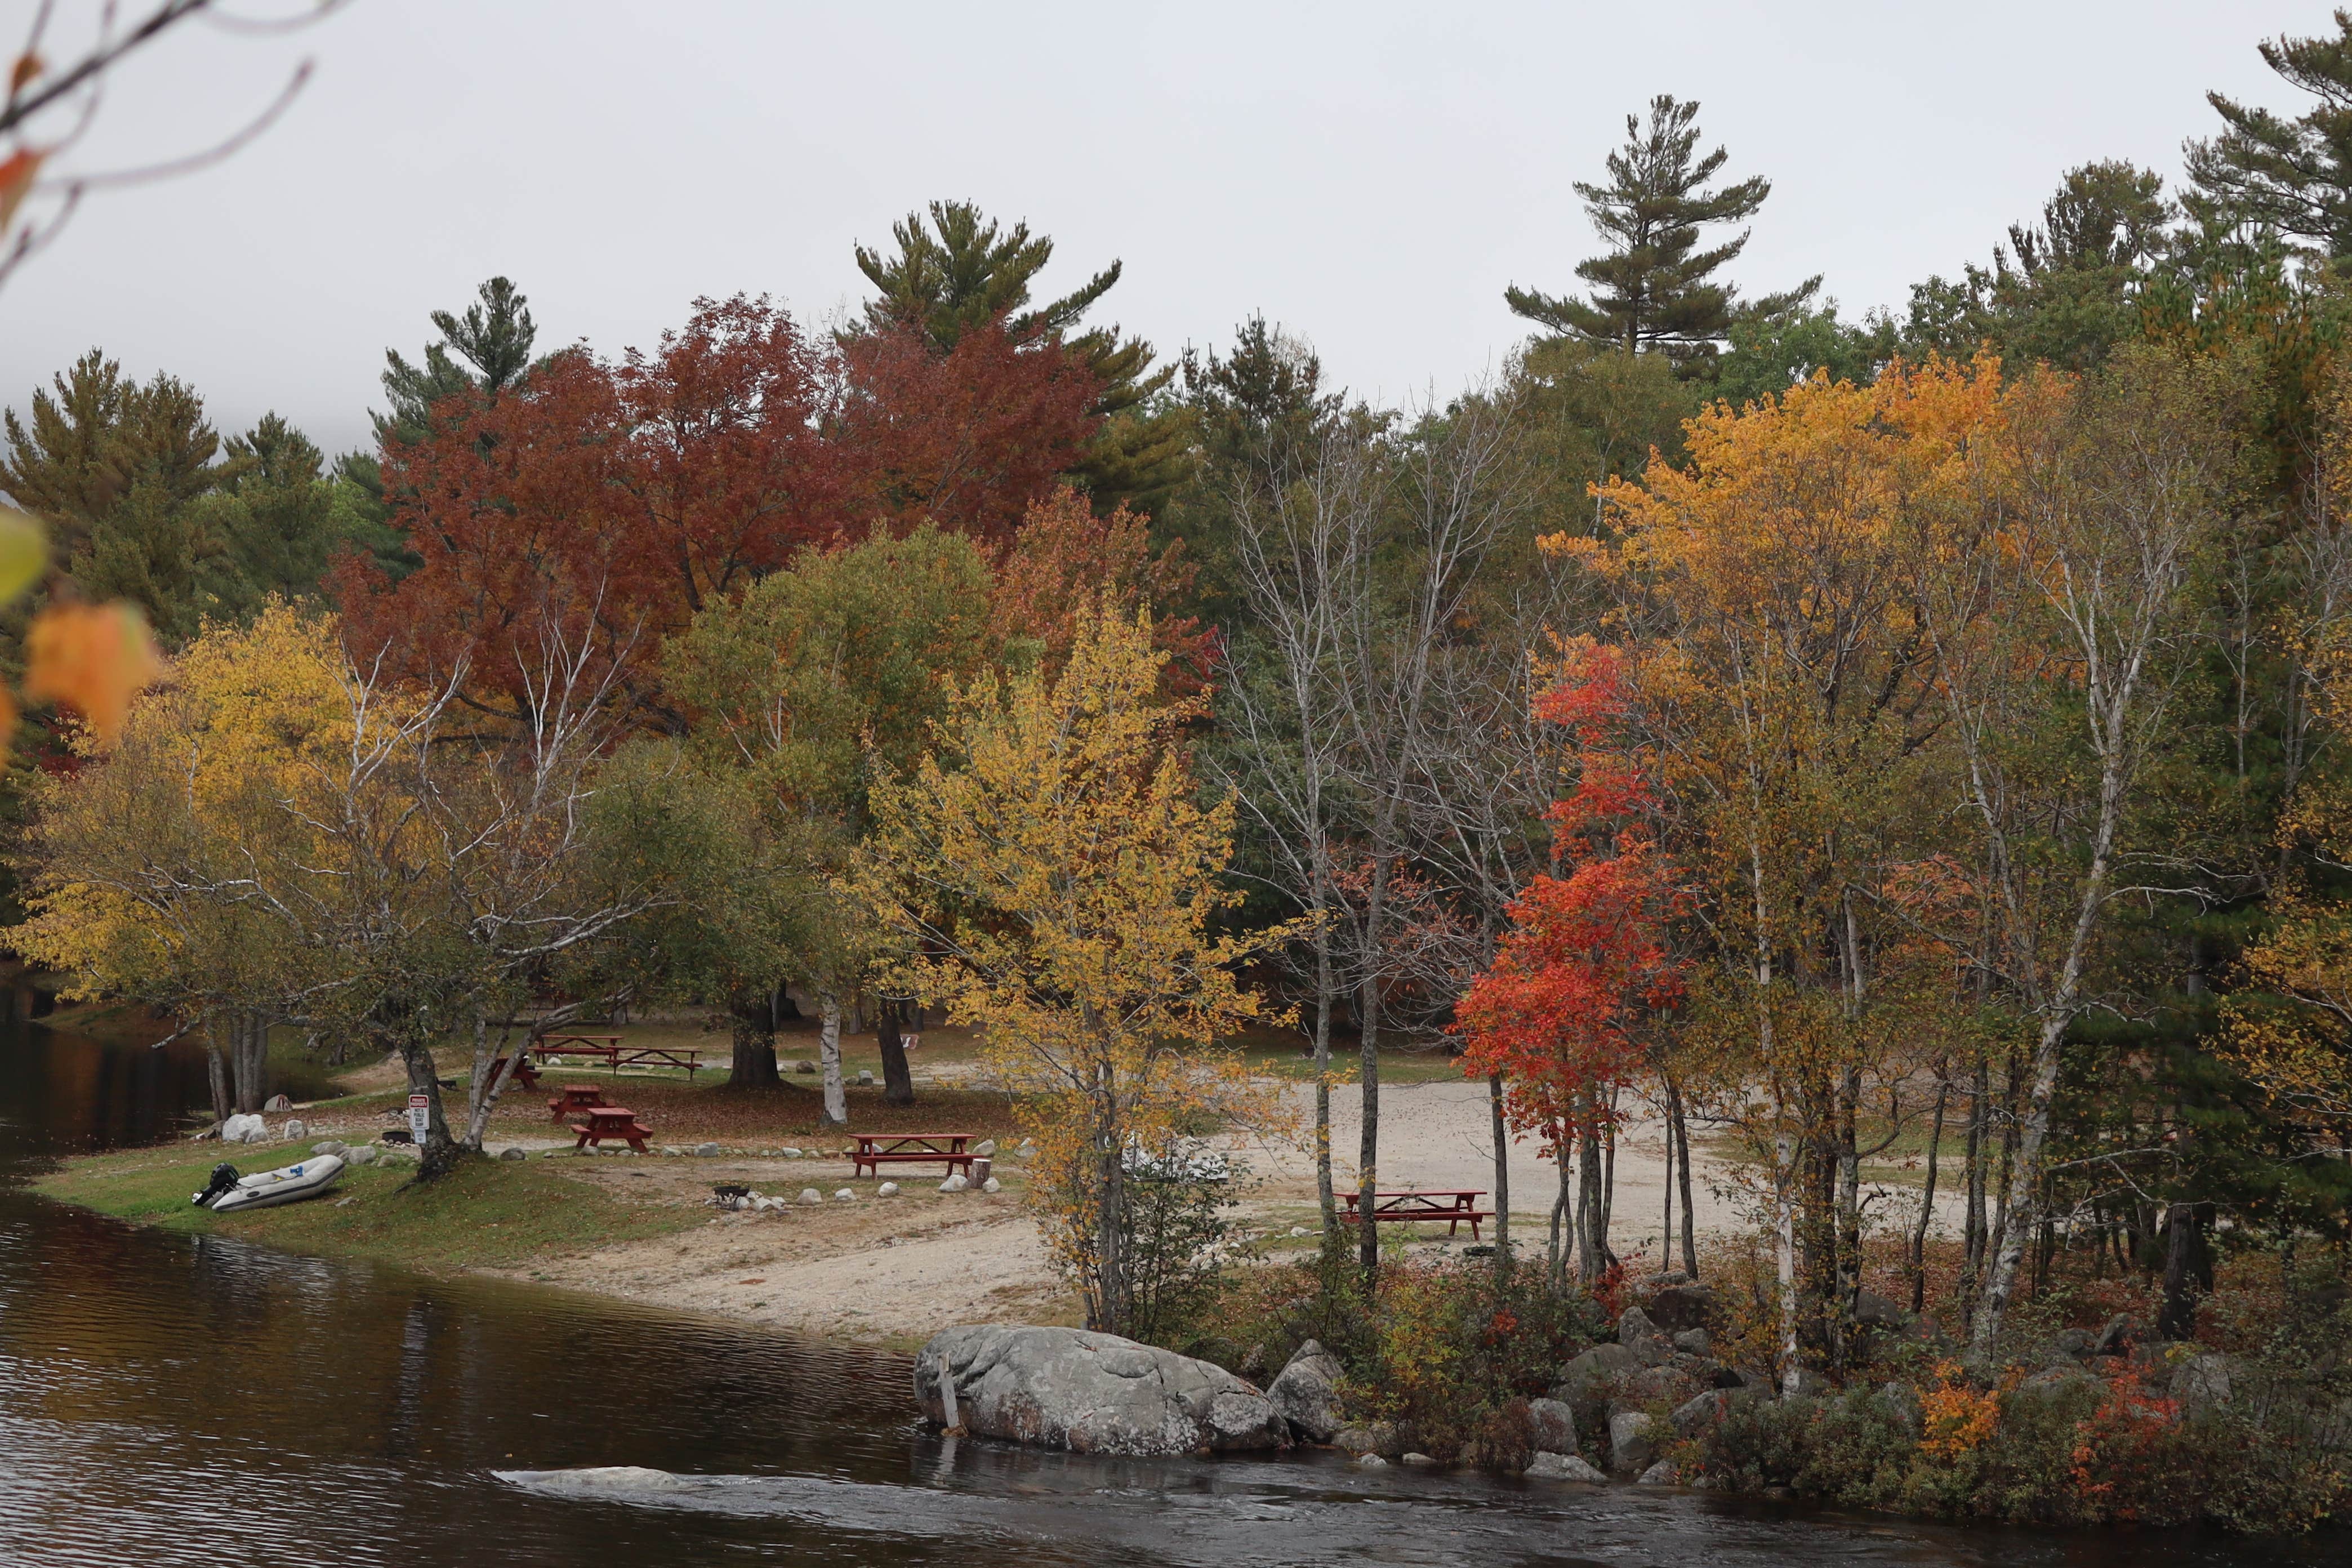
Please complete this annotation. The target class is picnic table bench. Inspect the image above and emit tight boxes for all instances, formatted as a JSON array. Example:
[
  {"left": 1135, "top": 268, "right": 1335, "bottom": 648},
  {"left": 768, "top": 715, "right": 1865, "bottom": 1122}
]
[
  {"left": 571, "top": 1104, "right": 652, "bottom": 1153},
  {"left": 1343, "top": 1189, "right": 1493, "bottom": 1241},
  {"left": 848, "top": 1132, "right": 977, "bottom": 1179},
  {"left": 534, "top": 1035, "right": 623, "bottom": 1072},
  {"left": 615, "top": 1045, "right": 701, "bottom": 1078},
  {"left": 549, "top": 1083, "right": 609, "bottom": 1123}
]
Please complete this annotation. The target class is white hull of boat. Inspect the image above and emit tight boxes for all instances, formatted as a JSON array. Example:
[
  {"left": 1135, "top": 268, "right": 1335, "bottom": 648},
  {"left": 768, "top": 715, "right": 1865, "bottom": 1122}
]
[{"left": 208, "top": 1153, "right": 346, "bottom": 1212}]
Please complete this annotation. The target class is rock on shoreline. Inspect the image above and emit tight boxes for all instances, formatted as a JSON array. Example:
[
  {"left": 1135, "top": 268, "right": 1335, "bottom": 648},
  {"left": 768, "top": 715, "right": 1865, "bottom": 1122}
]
[{"left": 914, "top": 1324, "right": 1289, "bottom": 1456}]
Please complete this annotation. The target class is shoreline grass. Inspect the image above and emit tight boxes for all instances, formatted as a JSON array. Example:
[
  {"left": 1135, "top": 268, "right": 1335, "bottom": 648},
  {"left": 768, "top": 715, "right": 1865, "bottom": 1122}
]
[{"left": 33, "top": 1143, "right": 705, "bottom": 1274}]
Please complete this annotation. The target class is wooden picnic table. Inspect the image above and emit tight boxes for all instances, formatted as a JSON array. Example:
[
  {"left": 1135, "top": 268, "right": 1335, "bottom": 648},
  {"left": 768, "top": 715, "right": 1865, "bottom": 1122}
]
[
  {"left": 488, "top": 1055, "right": 541, "bottom": 1092},
  {"left": 548, "top": 1083, "right": 609, "bottom": 1123},
  {"left": 571, "top": 1104, "right": 652, "bottom": 1153},
  {"left": 615, "top": 1045, "right": 702, "bottom": 1079},
  {"left": 534, "top": 1035, "right": 623, "bottom": 1073},
  {"left": 1342, "top": 1189, "right": 1493, "bottom": 1241},
  {"left": 848, "top": 1132, "right": 977, "bottom": 1179}
]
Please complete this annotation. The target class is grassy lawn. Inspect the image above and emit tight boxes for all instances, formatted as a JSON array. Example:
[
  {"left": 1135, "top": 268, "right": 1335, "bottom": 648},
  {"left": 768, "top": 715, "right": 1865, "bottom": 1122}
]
[{"left": 34, "top": 1144, "right": 704, "bottom": 1273}]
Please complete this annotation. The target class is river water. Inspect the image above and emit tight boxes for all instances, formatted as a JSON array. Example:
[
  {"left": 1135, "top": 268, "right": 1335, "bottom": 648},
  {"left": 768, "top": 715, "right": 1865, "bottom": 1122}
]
[{"left": 0, "top": 1022, "right": 2329, "bottom": 1567}]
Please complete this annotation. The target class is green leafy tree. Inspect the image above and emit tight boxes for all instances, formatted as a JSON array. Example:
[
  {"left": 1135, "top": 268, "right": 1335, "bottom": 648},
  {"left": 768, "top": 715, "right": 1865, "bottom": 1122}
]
[
  {"left": 654, "top": 524, "right": 999, "bottom": 1097},
  {"left": 1505, "top": 95, "right": 1818, "bottom": 367},
  {"left": 1712, "top": 302, "right": 1897, "bottom": 406}
]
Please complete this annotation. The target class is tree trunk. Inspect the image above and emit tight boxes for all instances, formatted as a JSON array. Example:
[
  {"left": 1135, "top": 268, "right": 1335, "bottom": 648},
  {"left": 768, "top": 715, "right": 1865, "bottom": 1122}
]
[
  {"left": 1577, "top": 1108, "right": 1606, "bottom": 1284},
  {"left": 1961, "top": 1052, "right": 1988, "bottom": 1309},
  {"left": 1598, "top": 1092, "right": 1618, "bottom": 1252},
  {"left": 2157, "top": 1202, "right": 2209, "bottom": 1341},
  {"left": 1092, "top": 1066, "right": 1128, "bottom": 1334},
  {"left": 1912, "top": 1073, "right": 1949, "bottom": 1316},
  {"left": 1549, "top": 1123, "right": 1571, "bottom": 1290},
  {"left": 400, "top": 1037, "right": 460, "bottom": 1179},
  {"left": 1312, "top": 916, "right": 1338, "bottom": 1244},
  {"left": 230, "top": 1012, "right": 269, "bottom": 1113},
  {"left": 1670, "top": 1079, "right": 1698, "bottom": 1279},
  {"left": 1774, "top": 1112, "right": 1802, "bottom": 1397},
  {"left": 728, "top": 1000, "right": 780, "bottom": 1089},
  {"left": 817, "top": 991, "right": 848, "bottom": 1128},
  {"left": 1356, "top": 858, "right": 1388, "bottom": 1290},
  {"left": 876, "top": 997, "right": 916, "bottom": 1106},
  {"left": 1487, "top": 1072, "right": 1511, "bottom": 1273},
  {"left": 1661, "top": 1094, "right": 1675, "bottom": 1273},
  {"left": 204, "top": 1040, "right": 231, "bottom": 1125}
]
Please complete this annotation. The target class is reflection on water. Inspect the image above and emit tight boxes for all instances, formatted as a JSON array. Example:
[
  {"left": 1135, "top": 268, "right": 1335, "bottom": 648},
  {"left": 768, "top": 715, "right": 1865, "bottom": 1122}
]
[{"left": 0, "top": 1023, "right": 2330, "bottom": 1566}]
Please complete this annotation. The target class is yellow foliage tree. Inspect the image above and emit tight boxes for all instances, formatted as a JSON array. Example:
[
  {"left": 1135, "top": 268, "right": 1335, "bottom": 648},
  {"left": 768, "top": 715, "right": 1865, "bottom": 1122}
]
[
  {"left": 15, "top": 602, "right": 354, "bottom": 1115},
  {"left": 857, "top": 603, "right": 1295, "bottom": 1334}
]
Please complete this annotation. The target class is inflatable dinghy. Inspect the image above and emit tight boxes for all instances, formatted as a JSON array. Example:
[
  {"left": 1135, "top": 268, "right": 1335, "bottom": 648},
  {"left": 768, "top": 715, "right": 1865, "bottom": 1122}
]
[{"left": 192, "top": 1153, "right": 346, "bottom": 1213}]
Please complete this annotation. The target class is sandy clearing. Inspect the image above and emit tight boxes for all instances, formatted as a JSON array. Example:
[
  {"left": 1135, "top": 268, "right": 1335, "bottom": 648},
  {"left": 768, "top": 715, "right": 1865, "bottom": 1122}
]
[{"left": 285, "top": 1067, "right": 1967, "bottom": 1346}]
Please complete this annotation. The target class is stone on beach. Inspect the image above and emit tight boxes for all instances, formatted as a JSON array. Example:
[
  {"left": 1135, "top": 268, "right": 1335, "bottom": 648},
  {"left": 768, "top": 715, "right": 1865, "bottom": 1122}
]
[
  {"left": 939, "top": 1174, "right": 968, "bottom": 1193},
  {"left": 220, "top": 1113, "right": 268, "bottom": 1144},
  {"left": 1266, "top": 1339, "right": 1345, "bottom": 1442},
  {"left": 1525, "top": 1450, "right": 1606, "bottom": 1482},
  {"left": 798, "top": 1188, "right": 822, "bottom": 1205},
  {"left": 913, "top": 1324, "right": 1289, "bottom": 1456},
  {"left": 877, "top": 1182, "right": 899, "bottom": 1196}
]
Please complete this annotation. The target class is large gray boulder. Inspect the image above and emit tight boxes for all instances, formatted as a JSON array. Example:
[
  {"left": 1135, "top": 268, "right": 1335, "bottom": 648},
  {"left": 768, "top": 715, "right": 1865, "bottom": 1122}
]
[
  {"left": 1525, "top": 1450, "right": 1607, "bottom": 1482},
  {"left": 1608, "top": 1410, "right": 1656, "bottom": 1475},
  {"left": 1645, "top": 1282, "right": 1721, "bottom": 1333},
  {"left": 914, "top": 1325, "right": 1289, "bottom": 1456},
  {"left": 1549, "top": 1340, "right": 1638, "bottom": 1401},
  {"left": 1266, "top": 1338, "right": 1346, "bottom": 1442},
  {"left": 1526, "top": 1396, "right": 1578, "bottom": 1454}
]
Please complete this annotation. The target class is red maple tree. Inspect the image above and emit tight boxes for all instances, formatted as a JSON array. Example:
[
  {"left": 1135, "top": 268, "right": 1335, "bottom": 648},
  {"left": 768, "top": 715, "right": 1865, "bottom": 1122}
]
[
  {"left": 334, "top": 299, "right": 1107, "bottom": 718},
  {"left": 1455, "top": 640, "right": 1680, "bottom": 1150}
]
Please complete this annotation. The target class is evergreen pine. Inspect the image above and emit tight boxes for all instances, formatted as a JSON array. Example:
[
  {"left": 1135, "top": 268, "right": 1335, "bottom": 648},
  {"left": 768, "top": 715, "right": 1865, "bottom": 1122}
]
[
  {"left": 853, "top": 201, "right": 1186, "bottom": 513},
  {"left": 1506, "top": 95, "right": 1817, "bottom": 365},
  {"left": 373, "top": 274, "right": 540, "bottom": 449},
  {"left": 2186, "top": 10, "right": 2352, "bottom": 257}
]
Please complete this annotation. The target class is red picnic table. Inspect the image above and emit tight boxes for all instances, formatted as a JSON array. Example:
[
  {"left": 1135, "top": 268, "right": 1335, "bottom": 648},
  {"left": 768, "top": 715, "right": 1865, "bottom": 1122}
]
[
  {"left": 548, "top": 1084, "right": 609, "bottom": 1124},
  {"left": 534, "top": 1035, "right": 623, "bottom": 1073},
  {"left": 848, "top": 1132, "right": 977, "bottom": 1180},
  {"left": 488, "top": 1055, "right": 542, "bottom": 1092},
  {"left": 1343, "top": 1190, "right": 1493, "bottom": 1241},
  {"left": 571, "top": 1104, "right": 652, "bottom": 1153},
  {"left": 615, "top": 1045, "right": 702, "bottom": 1079}
]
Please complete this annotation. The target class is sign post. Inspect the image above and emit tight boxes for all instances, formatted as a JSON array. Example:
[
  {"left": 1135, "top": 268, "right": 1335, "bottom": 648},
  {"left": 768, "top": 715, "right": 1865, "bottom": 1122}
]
[{"left": 407, "top": 1093, "right": 431, "bottom": 1147}]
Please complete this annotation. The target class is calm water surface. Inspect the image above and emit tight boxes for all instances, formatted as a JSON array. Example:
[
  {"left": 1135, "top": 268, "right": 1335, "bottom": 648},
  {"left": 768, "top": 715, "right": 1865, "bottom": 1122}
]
[{"left": 0, "top": 1022, "right": 2330, "bottom": 1567}]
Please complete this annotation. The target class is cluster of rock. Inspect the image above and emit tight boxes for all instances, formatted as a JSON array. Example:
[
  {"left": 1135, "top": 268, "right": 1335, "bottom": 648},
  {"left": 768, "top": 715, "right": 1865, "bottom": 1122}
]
[
  {"left": 217, "top": 1114, "right": 309, "bottom": 1144},
  {"left": 908, "top": 1277, "right": 2294, "bottom": 1482}
]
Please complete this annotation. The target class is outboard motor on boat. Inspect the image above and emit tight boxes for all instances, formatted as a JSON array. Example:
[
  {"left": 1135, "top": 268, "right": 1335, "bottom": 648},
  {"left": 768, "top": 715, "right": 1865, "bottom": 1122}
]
[{"left": 191, "top": 1162, "right": 240, "bottom": 1209}]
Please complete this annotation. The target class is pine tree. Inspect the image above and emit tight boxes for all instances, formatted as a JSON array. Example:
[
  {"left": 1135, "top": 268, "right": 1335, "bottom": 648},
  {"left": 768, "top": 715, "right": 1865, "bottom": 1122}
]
[
  {"left": 2186, "top": 11, "right": 2352, "bottom": 256},
  {"left": 0, "top": 350, "right": 240, "bottom": 640},
  {"left": 1505, "top": 95, "right": 1818, "bottom": 366},
  {"left": 853, "top": 201, "right": 1186, "bottom": 513},
  {"left": 202, "top": 414, "right": 379, "bottom": 607},
  {"left": 373, "top": 275, "right": 540, "bottom": 448}
]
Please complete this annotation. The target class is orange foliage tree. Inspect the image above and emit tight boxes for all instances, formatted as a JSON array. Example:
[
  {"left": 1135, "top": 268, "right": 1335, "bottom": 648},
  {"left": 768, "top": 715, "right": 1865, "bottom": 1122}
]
[{"left": 1456, "top": 639, "right": 1680, "bottom": 1288}]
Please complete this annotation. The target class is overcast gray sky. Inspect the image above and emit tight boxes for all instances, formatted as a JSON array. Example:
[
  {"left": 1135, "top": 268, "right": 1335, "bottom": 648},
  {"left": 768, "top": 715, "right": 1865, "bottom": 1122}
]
[{"left": 0, "top": 1, "right": 2327, "bottom": 458}]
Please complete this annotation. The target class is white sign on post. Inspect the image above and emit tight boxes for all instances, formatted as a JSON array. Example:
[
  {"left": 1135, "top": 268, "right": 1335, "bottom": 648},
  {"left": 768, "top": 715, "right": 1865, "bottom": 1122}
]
[{"left": 407, "top": 1093, "right": 431, "bottom": 1146}]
